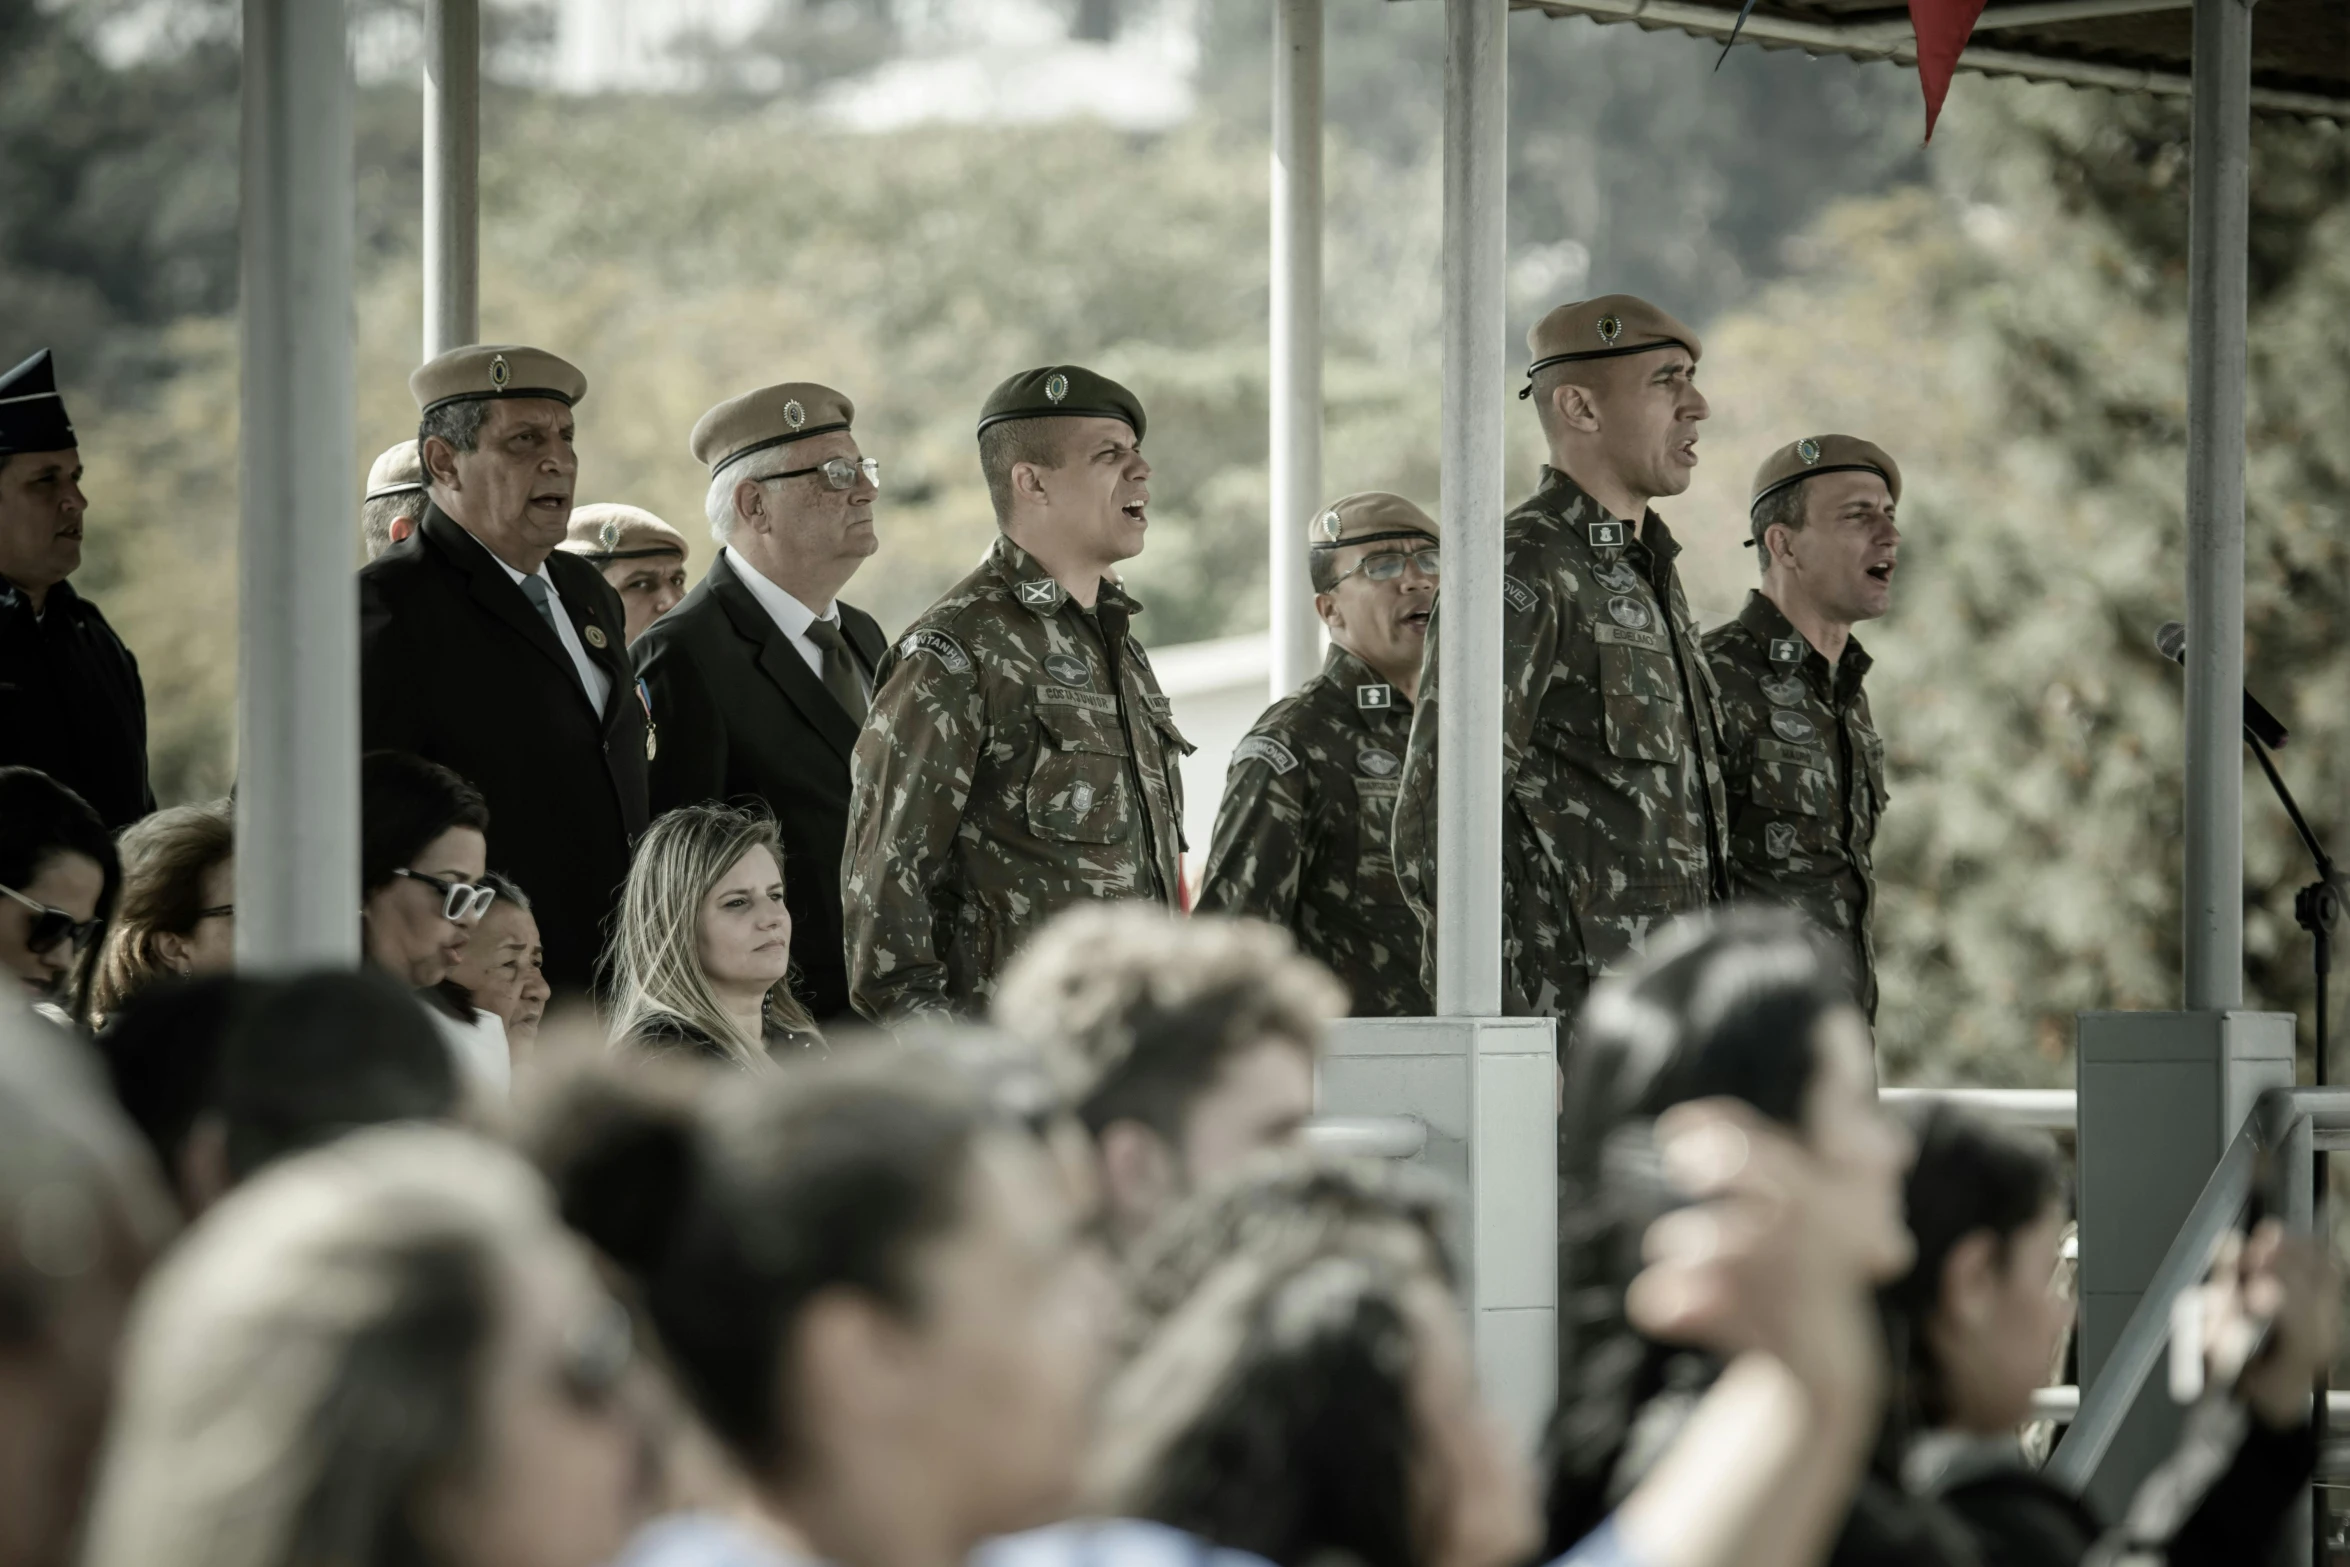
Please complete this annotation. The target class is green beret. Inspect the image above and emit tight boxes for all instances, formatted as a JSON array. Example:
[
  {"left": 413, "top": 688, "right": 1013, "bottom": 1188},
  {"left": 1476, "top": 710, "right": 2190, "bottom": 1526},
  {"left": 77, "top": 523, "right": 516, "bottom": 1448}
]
[
  {"left": 691, "top": 382, "right": 856, "bottom": 473},
  {"left": 1749, "top": 434, "right": 1902, "bottom": 517},
  {"left": 409, "top": 344, "right": 588, "bottom": 414},
  {"left": 1520, "top": 294, "right": 1702, "bottom": 398},
  {"left": 1308, "top": 491, "right": 1440, "bottom": 548},
  {"left": 976, "top": 365, "right": 1145, "bottom": 443}
]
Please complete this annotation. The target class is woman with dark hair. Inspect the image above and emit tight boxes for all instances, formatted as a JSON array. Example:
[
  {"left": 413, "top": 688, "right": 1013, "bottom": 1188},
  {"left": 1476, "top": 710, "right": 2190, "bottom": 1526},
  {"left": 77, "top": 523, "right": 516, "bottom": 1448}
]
[
  {"left": 80, "top": 1124, "right": 650, "bottom": 1567},
  {"left": 530, "top": 1052, "right": 1103, "bottom": 1567},
  {"left": 0, "top": 764, "right": 120, "bottom": 1024},
  {"left": 362, "top": 749, "right": 508, "bottom": 1093},
  {"left": 89, "top": 799, "right": 235, "bottom": 1024},
  {"left": 604, "top": 803, "right": 822, "bottom": 1067},
  {"left": 1544, "top": 907, "right": 1934, "bottom": 1567},
  {"left": 1885, "top": 1103, "right": 2331, "bottom": 1567}
]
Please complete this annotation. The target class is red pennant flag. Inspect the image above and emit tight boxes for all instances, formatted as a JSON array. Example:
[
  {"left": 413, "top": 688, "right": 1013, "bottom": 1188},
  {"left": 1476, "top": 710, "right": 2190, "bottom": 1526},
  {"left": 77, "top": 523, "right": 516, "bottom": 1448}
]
[{"left": 1910, "top": 0, "right": 1989, "bottom": 141}]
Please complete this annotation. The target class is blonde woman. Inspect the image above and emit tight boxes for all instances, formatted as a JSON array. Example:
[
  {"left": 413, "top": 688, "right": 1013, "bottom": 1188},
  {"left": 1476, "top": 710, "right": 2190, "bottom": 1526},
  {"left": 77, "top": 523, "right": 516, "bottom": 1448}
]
[
  {"left": 90, "top": 800, "right": 236, "bottom": 1024},
  {"left": 605, "top": 803, "right": 823, "bottom": 1066}
]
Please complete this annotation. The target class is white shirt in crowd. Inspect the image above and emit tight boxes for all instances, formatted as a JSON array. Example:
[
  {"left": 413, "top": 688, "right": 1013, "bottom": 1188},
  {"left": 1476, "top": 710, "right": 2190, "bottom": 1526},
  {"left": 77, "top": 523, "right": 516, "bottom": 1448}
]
[
  {"left": 725, "top": 545, "right": 872, "bottom": 700},
  {"left": 487, "top": 545, "right": 612, "bottom": 716}
]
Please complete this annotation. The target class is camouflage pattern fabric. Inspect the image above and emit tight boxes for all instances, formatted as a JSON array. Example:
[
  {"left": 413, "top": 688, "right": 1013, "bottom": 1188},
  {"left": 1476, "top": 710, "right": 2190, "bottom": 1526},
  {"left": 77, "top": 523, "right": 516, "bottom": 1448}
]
[
  {"left": 1704, "top": 589, "right": 1884, "bottom": 1018},
  {"left": 843, "top": 534, "right": 1189, "bottom": 1022},
  {"left": 1196, "top": 644, "right": 1432, "bottom": 1018},
  {"left": 1393, "top": 467, "right": 1730, "bottom": 1018}
]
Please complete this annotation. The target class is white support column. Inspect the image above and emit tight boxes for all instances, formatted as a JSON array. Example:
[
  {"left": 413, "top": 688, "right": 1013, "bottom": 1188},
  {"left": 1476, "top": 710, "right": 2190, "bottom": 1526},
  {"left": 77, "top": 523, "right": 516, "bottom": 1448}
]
[
  {"left": 1268, "top": 0, "right": 1324, "bottom": 697},
  {"left": 2180, "top": 0, "right": 2250, "bottom": 1012},
  {"left": 424, "top": 0, "right": 481, "bottom": 358},
  {"left": 1434, "top": 0, "right": 1508, "bottom": 1018},
  {"left": 237, "top": 0, "right": 358, "bottom": 969}
]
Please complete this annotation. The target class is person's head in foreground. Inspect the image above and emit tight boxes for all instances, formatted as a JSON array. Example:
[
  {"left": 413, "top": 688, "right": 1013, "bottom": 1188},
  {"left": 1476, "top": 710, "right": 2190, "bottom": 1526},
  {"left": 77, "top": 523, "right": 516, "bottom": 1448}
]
[
  {"left": 605, "top": 802, "right": 818, "bottom": 1069},
  {"left": 992, "top": 907, "right": 1339, "bottom": 1248},
  {"left": 1521, "top": 295, "right": 1707, "bottom": 518},
  {"left": 80, "top": 1124, "right": 649, "bottom": 1567},
  {"left": 561, "top": 504, "right": 691, "bottom": 645},
  {"left": 533, "top": 1049, "right": 1107, "bottom": 1567},
  {"left": 361, "top": 749, "right": 493, "bottom": 991},
  {"left": 1545, "top": 906, "right": 1914, "bottom": 1549},
  {"left": 448, "top": 872, "right": 551, "bottom": 1059},
  {"left": 0, "top": 766, "right": 119, "bottom": 1019},
  {"left": 0, "top": 1004, "right": 176, "bottom": 1567},
  {"left": 89, "top": 799, "right": 235, "bottom": 1025},
  {"left": 95, "top": 969, "right": 460, "bottom": 1217}
]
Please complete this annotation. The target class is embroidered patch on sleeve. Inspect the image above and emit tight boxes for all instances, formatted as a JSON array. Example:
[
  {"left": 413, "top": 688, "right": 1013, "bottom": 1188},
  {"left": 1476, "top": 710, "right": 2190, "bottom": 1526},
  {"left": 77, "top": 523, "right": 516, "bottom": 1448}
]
[
  {"left": 1231, "top": 734, "right": 1301, "bottom": 775},
  {"left": 900, "top": 629, "right": 972, "bottom": 676},
  {"left": 1502, "top": 575, "right": 1537, "bottom": 614}
]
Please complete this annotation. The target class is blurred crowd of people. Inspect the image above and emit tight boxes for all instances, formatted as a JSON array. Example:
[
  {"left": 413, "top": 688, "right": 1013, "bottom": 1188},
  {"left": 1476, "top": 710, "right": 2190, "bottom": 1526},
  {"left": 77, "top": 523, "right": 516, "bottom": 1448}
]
[{"left": 0, "top": 876, "right": 2338, "bottom": 1567}]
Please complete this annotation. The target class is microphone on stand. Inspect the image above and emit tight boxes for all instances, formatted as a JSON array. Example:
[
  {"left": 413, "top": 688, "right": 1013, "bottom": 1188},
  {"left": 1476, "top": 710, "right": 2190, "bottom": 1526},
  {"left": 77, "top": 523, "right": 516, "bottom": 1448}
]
[{"left": 2153, "top": 621, "right": 2289, "bottom": 750}]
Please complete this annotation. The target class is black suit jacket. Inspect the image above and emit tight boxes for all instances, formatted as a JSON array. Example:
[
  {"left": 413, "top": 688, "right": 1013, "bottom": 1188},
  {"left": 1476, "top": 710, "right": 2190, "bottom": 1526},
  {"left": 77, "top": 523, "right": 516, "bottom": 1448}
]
[
  {"left": 632, "top": 551, "right": 884, "bottom": 1022},
  {"left": 0, "top": 577, "right": 154, "bottom": 830},
  {"left": 359, "top": 506, "right": 650, "bottom": 995}
]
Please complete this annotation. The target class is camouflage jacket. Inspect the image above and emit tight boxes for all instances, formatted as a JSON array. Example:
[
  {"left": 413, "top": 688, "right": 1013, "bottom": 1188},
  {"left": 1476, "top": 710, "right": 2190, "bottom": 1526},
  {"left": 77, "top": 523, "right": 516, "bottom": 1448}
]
[
  {"left": 1393, "top": 467, "right": 1730, "bottom": 1018},
  {"left": 1196, "top": 644, "right": 1432, "bottom": 1018},
  {"left": 843, "top": 534, "right": 1189, "bottom": 1023},
  {"left": 1704, "top": 590, "right": 1884, "bottom": 1018}
]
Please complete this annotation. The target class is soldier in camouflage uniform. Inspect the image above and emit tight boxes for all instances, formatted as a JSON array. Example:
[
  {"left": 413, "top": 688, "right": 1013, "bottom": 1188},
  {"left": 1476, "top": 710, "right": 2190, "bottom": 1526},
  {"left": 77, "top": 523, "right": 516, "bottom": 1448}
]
[
  {"left": 1393, "top": 295, "right": 1730, "bottom": 1018},
  {"left": 1705, "top": 434, "right": 1901, "bottom": 1019},
  {"left": 1198, "top": 492, "right": 1439, "bottom": 1016},
  {"left": 843, "top": 366, "right": 1188, "bottom": 1023}
]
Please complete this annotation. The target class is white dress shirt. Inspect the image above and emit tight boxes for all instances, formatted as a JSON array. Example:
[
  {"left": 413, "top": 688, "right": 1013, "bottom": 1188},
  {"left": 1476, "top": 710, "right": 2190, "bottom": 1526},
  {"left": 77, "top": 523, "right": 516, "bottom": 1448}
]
[
  {"left": 725, "top": 545, "right": 871, "bottom": 698},
  {"left": 489, "top": 547, "right": 611, "bottom": 716}
]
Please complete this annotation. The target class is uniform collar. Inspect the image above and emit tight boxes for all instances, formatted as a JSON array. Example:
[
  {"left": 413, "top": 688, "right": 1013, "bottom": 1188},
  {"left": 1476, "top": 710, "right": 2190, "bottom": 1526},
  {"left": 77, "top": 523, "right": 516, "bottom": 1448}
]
[
  {"left": 1323, "top": 642, "right": 1407, "bottom": 717},
  {"left": 1532, "top": 467, "right": 1677, "bottom": 568},
  {"left": 1735, "top": 589, "right": 1871, "bottom": 690},
  {"left": 989, "top": 534, "right": 1144, "bottom": 619}
]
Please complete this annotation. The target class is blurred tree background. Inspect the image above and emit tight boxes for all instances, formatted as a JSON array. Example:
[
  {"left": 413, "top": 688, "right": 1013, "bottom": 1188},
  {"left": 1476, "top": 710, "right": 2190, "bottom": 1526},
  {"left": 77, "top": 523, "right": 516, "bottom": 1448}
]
[{"left": 3, "top": 0, "right": 2343, "bottom": 1081}]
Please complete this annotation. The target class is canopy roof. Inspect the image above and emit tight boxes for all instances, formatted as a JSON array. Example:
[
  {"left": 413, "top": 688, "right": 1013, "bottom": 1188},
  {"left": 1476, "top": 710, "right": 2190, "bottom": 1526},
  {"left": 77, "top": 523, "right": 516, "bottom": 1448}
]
[{"left": 1511, "top": 0, "right": 2350, "bottom": 118}]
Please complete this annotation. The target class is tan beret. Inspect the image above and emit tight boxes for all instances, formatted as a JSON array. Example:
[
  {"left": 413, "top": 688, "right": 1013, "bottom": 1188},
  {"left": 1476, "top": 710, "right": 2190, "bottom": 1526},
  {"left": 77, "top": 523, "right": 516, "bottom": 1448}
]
[
  {"left": 560, "top": 503, "right": 689, "bottom": 562},
  {"left": 1749, "top": 434, "right": 1902, "bottom": 516},
  {"left": 1521, "top": 294, "right": 1702, "bottom": 397},
  {"left": 363, "top": 440, "right": 423, "bottom": 501},
  {"left": 691, "top": 383, "right": 855, "bottom": 474},
  {"left": 1307, "top": 491, "right": 1440, "bottom": 549},
  {"left": 408, "top": 344, "right": 587, "bottom": 414}
]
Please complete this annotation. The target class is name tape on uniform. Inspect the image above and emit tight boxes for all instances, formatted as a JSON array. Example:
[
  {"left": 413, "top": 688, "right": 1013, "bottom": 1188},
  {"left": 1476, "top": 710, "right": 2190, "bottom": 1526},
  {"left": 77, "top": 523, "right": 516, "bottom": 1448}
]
[
  {"left": 1756, "top": 737, "right": 1827, "bottom": 770},
  {"left": 1037, "top": 685, "right": 1117, "bottom": 714},
  {"left": 1592, "top": 624, "right": 1666, "bottom": 654}
]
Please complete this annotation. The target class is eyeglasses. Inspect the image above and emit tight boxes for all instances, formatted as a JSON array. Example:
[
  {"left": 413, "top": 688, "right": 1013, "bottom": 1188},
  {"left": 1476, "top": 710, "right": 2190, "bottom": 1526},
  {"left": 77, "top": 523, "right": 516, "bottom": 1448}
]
[
  {"left": 764, "top": 456, "right": 880, "bottom": 493},
  {"left": 555, "top": 1297, "right": 637, "bottom": 1414},
  {"left": 392, "top": 868, "right": 497, "bottom": 923},
  {"left": 0, "top": 883, "right": 104, "bottom": 956},
  {"left": 1332, "top": 547, "right": 1442, "bottom": 586}
]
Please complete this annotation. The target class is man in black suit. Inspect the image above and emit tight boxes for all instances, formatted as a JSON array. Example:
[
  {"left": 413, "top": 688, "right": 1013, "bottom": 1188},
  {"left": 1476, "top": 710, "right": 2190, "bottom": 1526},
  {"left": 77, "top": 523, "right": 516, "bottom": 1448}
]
[
  {"left": 633, "top": 381, "right": 883, "bottom": 1021},
  {"left": 359, "top": 344, "right": 649, "bottom": 996}
]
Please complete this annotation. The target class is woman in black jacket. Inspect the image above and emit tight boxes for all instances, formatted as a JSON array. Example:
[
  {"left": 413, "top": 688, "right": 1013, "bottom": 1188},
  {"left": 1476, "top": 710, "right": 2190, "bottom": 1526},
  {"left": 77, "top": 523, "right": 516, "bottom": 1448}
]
[{"left": 1885, "top": 1102, "right": 2331, "bottom": 1567}]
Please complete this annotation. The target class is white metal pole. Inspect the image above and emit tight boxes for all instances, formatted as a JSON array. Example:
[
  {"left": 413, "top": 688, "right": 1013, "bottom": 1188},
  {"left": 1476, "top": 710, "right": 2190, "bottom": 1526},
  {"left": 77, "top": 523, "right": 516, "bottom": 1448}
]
[
  {"left": 1269, "top": 0, "right": 1324, "bottom": 697},
  {"left": 424, "top": 0, "right": 481, "bottom": 358},
  {"left": 1433, "top": 0, "right": 1507, "bottom": 1018},
  {"left": 237, "top": 0, "right": 358, "bottom": 969},
  {"left": 2181, "top": 0, "right": 2250, "bottom": 1012}
]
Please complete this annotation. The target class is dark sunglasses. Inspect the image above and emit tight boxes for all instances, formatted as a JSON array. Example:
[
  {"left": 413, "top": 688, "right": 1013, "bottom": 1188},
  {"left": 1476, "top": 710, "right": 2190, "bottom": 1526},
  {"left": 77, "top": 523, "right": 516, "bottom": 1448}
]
[
  {"left": 392, "top": 867, "right": 497, "bottom": 923},
  {"left": 1, "top": 883, "right": 103, "bottom": 957}
]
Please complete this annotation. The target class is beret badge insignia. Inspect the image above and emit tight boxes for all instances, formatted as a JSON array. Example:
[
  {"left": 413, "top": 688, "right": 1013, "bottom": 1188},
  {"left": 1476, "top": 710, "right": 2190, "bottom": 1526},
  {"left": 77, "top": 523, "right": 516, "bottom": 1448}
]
[
  {"left": 784, "top": 399, "right": 807, "bottom": 431},
  {"left": 1596, "top": 315, "right": 1623, "bottom": 345},
  {"left": 1797, "top": 438, "right": 1822, "bottom": 466},
  {"left": 1045, "top": 372, "right": 1070, "bottom": 405},
  {"left": 1317, "top": 509, "right": 1343, "bottom": 542},
  {"left": 597, "top": 518, "right": 621, "bottom": 550},
  {"left": 488, "top": 353, "right": 511, "bottom": 390}
]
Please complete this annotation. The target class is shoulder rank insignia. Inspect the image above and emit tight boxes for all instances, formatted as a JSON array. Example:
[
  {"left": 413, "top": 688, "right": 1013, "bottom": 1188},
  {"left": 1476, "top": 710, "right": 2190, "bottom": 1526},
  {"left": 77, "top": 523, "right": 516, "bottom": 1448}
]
[
  {"left": 1232, "top": 734, "right": 1300, "bottom": 775},
  {"left": 1502, "top": 575, "right": 1537, "bottom": 614},
  {"left": 1587, "top": 519, "right": 1626, "bottom": 549},
  {"left": 1769, "top": 637, "right": 1805, "bottom": 665},
  {"left": 901, "top": 628, "right": 972, "bottom": 675},
  {"left": 1016, "top": 579, "right": 1062, "bottom": 609},
  {"left": 1357, "top": 684, "right": 1393, "bottom": 710}
]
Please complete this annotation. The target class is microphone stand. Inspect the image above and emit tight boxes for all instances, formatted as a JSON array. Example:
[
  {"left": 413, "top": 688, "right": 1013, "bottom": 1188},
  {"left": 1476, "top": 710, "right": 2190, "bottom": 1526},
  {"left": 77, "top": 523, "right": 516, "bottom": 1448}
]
[{"left": 2244, "top": 729, "right": 2340, "bottom": 1491}]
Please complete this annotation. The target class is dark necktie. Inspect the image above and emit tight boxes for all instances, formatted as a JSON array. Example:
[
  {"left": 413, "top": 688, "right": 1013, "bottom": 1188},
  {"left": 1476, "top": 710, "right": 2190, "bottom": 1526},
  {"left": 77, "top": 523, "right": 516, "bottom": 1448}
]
[{"left": 803, "top": 618, "right": 869, "bottom": 722}]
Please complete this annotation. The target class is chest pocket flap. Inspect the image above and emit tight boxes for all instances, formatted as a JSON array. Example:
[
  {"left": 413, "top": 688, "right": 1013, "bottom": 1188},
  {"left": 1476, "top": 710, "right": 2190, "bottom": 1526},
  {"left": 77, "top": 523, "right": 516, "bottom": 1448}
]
[
  {"left": 1593, "top": 624, "right": 1683, "bottom": 766},
  {"left": 1027, "top": 697, "right": 1133, "bottom": 844}
]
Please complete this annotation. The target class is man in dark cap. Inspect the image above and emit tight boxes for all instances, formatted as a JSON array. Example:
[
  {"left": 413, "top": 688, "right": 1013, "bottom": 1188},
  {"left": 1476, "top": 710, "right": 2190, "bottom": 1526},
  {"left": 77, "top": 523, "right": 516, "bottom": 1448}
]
[
  {"left": 1393, "top": 294, "right": 1730, "bottom": 1018},
  {"left": 843, "top": 365, "right": 1187, "bottom": 1023},
  {"left": 359, "top": 343, "right": 649, "bottom": 996},
  {"left": 1197, "top": 491, "right": 1437, "bottom": 1017},
  {"left": 1706, "top": 435, "right": 1901, "bottom": 1020},
  {"left": 0, "top": 348, "right": 154, "bottom": 830},
  {"left": 633, "top": 381, "right": 886, "bottom": 1021}
]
